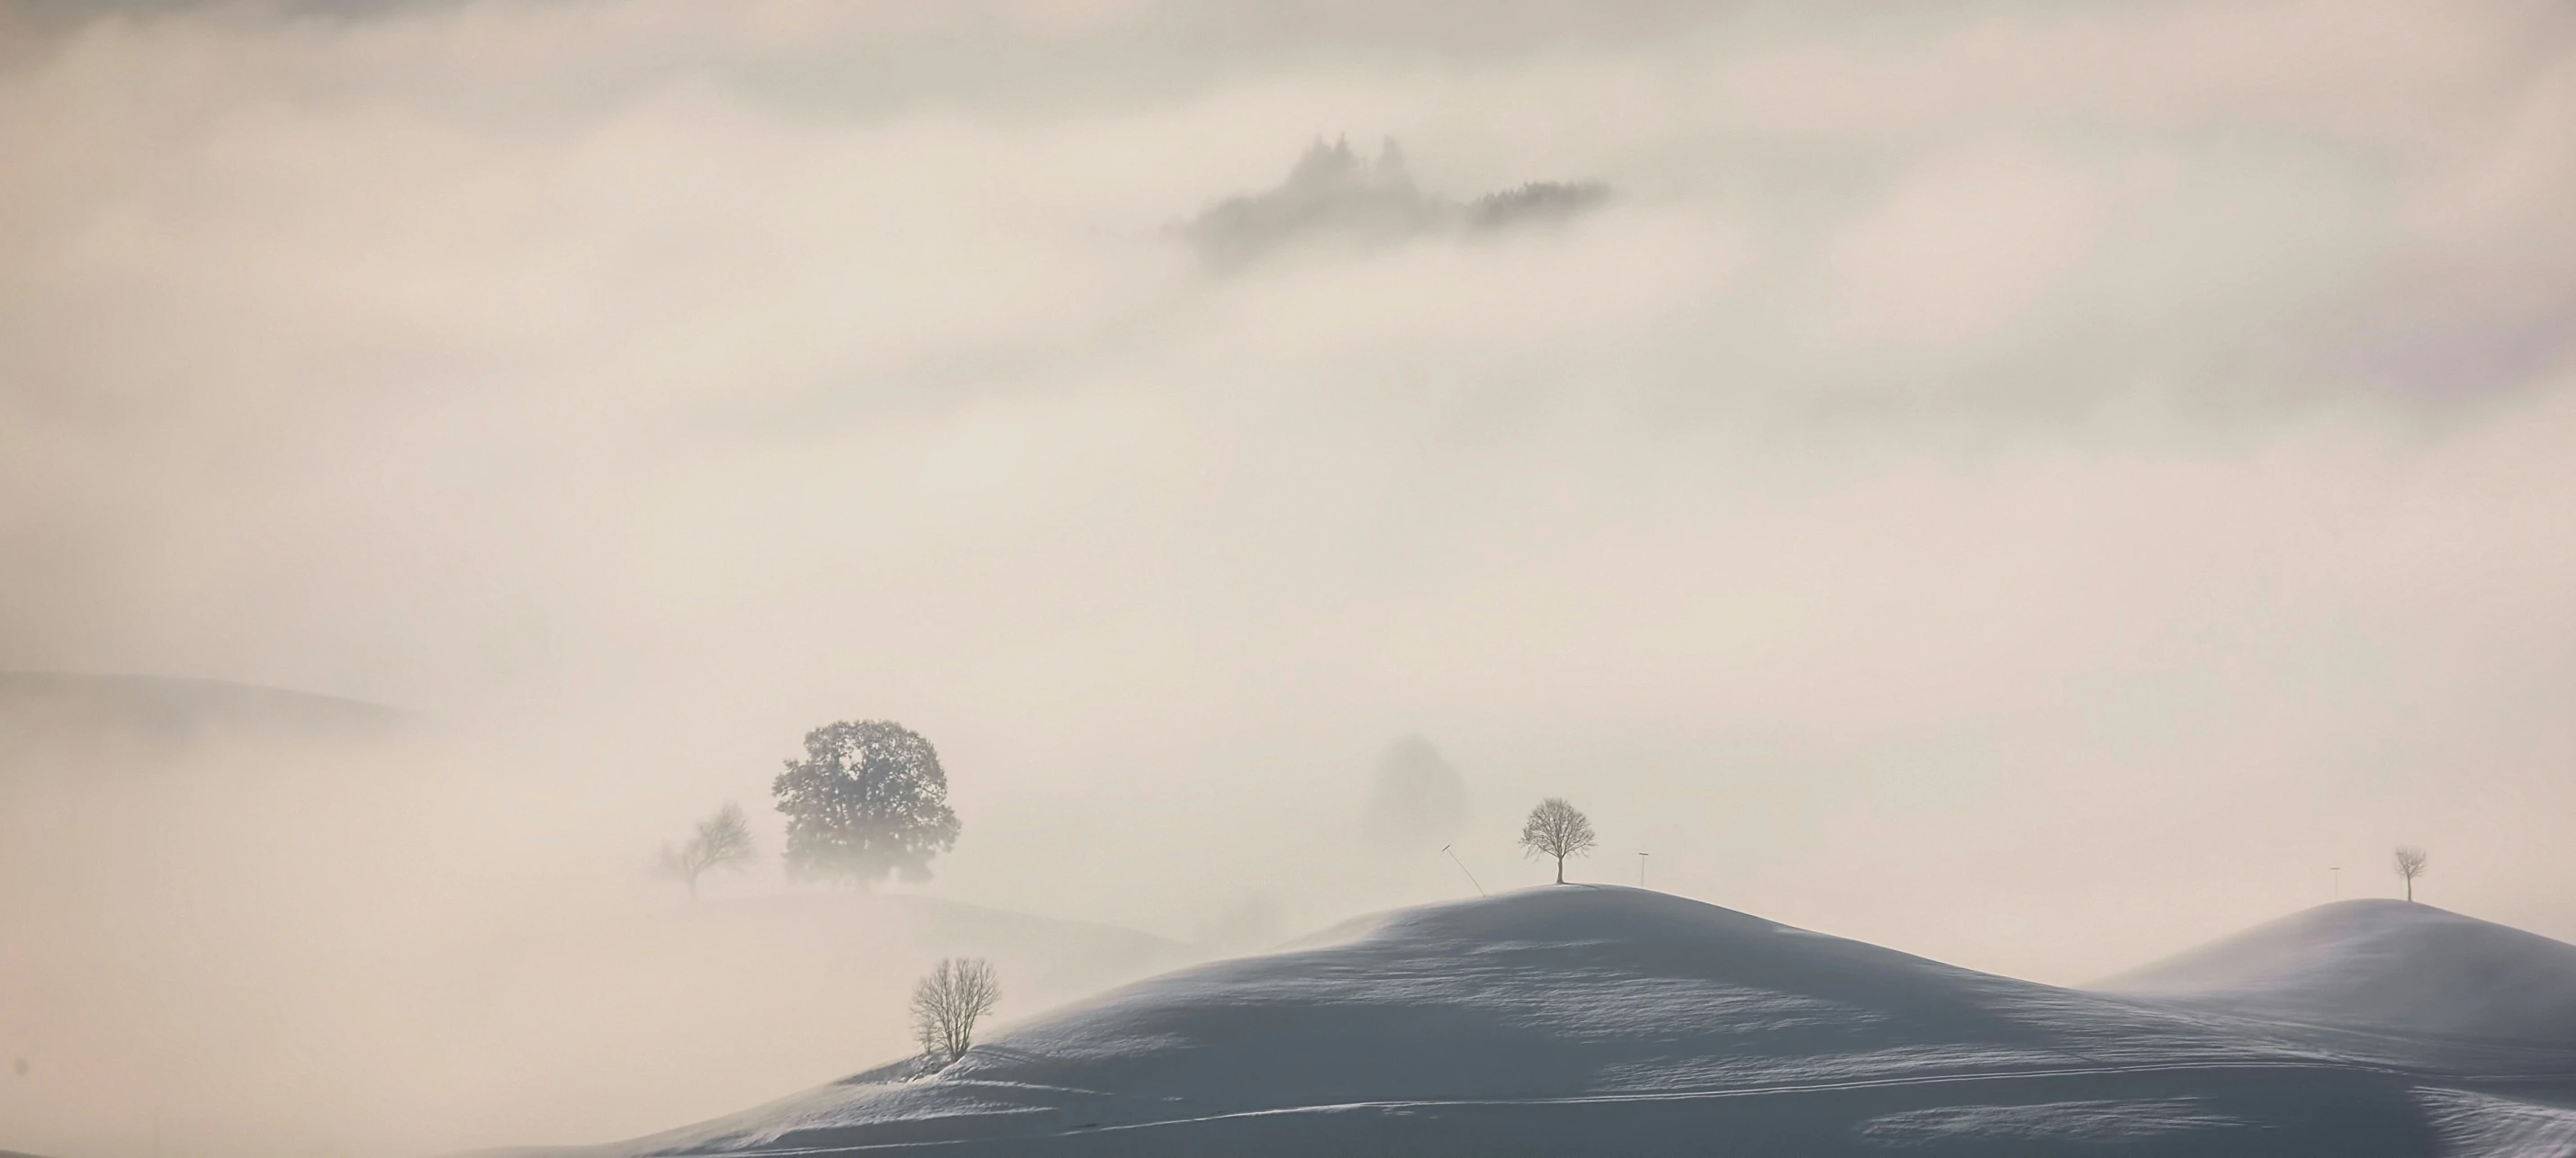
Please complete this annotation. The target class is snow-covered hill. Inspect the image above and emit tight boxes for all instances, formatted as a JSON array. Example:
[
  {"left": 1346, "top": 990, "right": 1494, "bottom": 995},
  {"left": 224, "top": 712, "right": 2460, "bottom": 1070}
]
[
  {"left": 517, "top": 887, "right": 2576, "bottom": 1157},
  {"left": 2094, "top": 899, "right": 2576, "bottom": 1046}
]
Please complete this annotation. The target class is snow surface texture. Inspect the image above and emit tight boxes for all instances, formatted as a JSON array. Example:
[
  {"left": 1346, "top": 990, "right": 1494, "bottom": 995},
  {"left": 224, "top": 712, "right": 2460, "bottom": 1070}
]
[
  {"left": 2096, "top": 899, "right": 2576, "bottom": 1045},
  {"left": 1852, "top": 1097, "right": 2243, "bottom": 1145},
  {"left": 515, "top": 888, "right": 2576, "bottom": 1157},
  {"left": 2417, "top": 1088, "right": 2576, "bottom": 1158}
]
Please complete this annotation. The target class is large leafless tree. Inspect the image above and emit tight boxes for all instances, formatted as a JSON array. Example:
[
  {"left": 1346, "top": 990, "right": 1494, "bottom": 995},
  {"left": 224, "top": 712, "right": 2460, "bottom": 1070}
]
[
  {"left": 1518, "top": 797, "right": 1597, "bottom": 884},
  {"left": 911, "top": 956, "right": 1001, "bottom": 1070},
  {"left": 657, "top": 802, "right": 754, "bottom": 900},
  {"left": 2393, "top": 846, "right": 2429, "bottom": 902}
]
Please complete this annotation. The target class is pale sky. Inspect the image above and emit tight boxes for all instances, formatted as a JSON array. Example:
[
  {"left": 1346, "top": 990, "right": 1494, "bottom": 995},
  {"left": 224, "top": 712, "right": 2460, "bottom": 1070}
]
[{"left": 5, "top": 0, "right": 2576, "bottom": 1052}]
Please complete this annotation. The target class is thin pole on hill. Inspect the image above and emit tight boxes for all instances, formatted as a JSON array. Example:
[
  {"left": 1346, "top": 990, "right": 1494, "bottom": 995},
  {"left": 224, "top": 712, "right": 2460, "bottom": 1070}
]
[
  {"left": 1638, "top": 852, "right": 1649, "bottom": 890},
  {"left": 1443, "top": 845, "right": 1486, "bottom": 897},
  {"left": 2330, "top": 866, "right": 2340, "bottom": 900}
]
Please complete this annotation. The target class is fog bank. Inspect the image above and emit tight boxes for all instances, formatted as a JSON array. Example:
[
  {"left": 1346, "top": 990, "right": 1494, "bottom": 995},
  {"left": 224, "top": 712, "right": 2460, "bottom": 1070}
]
[{"left": 5, "top": 1, "right": 2576, "bottom": 1154}]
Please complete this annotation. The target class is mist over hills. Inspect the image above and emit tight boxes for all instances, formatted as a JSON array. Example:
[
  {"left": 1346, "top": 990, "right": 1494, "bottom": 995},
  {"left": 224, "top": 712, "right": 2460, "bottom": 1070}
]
[
  {"left": 5, "top": 0, "right": 2576, "bottom": 1155},
  {"left": 0, "top": 671, "right": 409, "bottom": 755},
  {"left": 0, "top": 672, "right": 1202, "bottom": 1157},
  {"left": 0, "top": 882, "right": 1194, "bottom": 1158}
]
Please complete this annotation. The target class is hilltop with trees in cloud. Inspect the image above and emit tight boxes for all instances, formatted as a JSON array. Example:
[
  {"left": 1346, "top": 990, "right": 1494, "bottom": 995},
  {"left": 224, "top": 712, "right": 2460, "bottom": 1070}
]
[{"left": 1183, "top": 137, "right": 1608, "bottom": 269}]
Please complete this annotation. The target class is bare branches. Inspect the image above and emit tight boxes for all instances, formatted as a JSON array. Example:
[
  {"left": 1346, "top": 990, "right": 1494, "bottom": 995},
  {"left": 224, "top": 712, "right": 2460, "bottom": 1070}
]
[
  {"left": 2393, "top": 846, "right": 2429, "bottom": 902},
  {"left": 1518, "top": 797, "right": 1597, "bottom": 884},
  {"left": 911, "top": 956, "right": 1001, "bottom": 1070},
  {"left": 658, "top": 802, "right": 755, "bottom": 899}
]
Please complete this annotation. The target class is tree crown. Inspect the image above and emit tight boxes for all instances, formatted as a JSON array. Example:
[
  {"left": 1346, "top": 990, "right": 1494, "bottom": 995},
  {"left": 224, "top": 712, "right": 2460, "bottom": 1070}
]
[
  {"left": 773, "top": 720, "right": 960, "bottom": 887},
  {"left": 1518, "top": 796, "right": 1597, "bottom": 861}
]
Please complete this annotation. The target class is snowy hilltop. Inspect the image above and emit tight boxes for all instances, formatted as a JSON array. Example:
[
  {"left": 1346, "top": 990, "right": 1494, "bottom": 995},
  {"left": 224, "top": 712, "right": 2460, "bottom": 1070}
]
[
  {"left": 506, "top": 887, "right": 2576, "bottom": 1156},
  {"left": 2095, "top": 898, "right": 2576, "bottom": 1044}
]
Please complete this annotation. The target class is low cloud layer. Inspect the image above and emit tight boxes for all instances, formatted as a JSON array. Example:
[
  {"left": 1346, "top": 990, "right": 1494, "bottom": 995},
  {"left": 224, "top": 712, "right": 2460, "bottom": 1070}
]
[{"left": 5, "top": 1, "right": 2576, "bottom": 1155}]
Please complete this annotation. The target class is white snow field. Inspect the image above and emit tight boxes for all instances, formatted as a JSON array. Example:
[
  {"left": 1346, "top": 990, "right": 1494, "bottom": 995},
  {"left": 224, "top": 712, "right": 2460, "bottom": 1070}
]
[
  {"left": 505, "top": 886, "right": 2576, "bottom": 1157},
  {"left": 2095, "top": 899, "right": 2576, "bottom": 1045}
]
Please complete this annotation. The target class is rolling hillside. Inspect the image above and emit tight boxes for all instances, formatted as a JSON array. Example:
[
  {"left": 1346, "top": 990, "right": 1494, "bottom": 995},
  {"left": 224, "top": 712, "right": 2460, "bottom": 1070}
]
[{"left": 512, "top": 887, "right": 2576, "bottom": 1157}]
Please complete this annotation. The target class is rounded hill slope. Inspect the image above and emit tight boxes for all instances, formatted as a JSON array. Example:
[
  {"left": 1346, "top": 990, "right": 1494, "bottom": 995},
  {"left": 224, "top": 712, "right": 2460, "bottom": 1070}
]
[
  {"left": 2094, "top": 900, "right": 2576, "bottom": 1045},
  {"left": 542, "top": 887, "right": 2530, "bottom": 1157}
]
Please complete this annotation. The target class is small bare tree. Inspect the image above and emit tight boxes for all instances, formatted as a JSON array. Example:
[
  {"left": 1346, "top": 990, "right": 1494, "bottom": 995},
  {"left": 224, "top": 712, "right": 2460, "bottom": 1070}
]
[
  {"left": 911, "top": 957, "right": 1001, "bottom": 1070},
  {"left": 2393, "top": 846, "right": 2429, "bottom": 902},
  {"left": 1518, "top": 797, "right": 1597, "bottom": 884},
  {"left": 658, "top": 802, "right": 755, "bottom": 900}
]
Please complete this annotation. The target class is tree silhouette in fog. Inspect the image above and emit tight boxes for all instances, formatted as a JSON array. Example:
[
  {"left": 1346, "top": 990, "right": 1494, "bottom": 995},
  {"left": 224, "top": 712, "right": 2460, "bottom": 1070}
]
[
  {"left": 1518, "top": 797, "right": 1597, "bottom": 884},
  {"left": 658, "top": 801, "right": 753, "bottom": 900},
  {"left": 2393, "top": 846, "right": 2429, "bottom": 902},
  {"left": 773, "top": 720, "right": 960, "bottom": 888}
]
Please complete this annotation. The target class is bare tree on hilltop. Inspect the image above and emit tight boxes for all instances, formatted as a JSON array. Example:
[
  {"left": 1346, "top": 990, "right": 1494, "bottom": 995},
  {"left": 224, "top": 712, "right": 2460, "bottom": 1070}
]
[
  {"left": 2394, "top": 846, "right": 2429, "bottom": 902},
  {"left": 911, "top": 956, "right": 1001, "bottom": 1071},
  {"left": 773, "top": 720, "right": 961, "bottom": 889},
  {"left": 1518, "top": 797, "right": 1597, "bottom": 884},
  {"left": 657, "top": 801, "right": 754, "bottom": 900}
]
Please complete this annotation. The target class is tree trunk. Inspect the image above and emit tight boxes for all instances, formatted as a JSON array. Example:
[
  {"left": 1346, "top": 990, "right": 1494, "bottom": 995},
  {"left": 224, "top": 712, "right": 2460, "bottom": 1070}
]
[
  {"left": 1555, "top": 855, "right": 1563, "bottom": 884},
  {"left": 2405, "top": 877, "right": 2412, "bottom": 902}
]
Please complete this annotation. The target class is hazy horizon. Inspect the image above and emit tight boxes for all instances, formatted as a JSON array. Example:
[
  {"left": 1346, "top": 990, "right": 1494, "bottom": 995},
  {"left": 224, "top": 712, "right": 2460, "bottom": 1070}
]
[{"left": 5, "top": 0, "right": 2575, "bottom": 1154}]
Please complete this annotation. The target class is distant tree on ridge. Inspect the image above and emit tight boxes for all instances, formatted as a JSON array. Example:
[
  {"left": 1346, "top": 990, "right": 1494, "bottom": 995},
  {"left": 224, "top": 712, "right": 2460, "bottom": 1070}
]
[
  {"left": 1518, "top": 797, "right": 1597, "bottom": 884},
  {"left": 2393, "top": 846, "right": 2429, "bottom": 902},
  {"left": 773, "top": 720, "right": 961, "bottom": 888},
  {"left": 911, "top": 956, "right": 1001, "bottom": 1070},
  {"left": 657, "top": 802, "right": 754, "bottom": 900}
]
